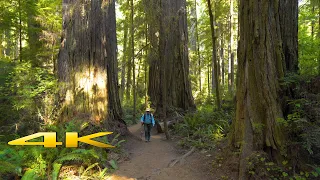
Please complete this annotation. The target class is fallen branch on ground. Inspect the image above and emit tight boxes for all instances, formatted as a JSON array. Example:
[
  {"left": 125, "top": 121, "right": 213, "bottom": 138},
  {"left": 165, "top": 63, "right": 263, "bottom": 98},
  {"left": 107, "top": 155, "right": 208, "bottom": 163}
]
[{"left": 168, "top": 147, "right": 196, "bottom": 167}]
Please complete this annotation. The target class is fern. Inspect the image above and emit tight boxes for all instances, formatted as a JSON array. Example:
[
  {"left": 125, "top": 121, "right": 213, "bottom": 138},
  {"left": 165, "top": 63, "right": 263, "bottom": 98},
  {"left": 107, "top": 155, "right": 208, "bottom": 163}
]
[
  {"left": 55, "top": 153, "right": 86, "bottom": 163},
  {"left": 51, "top": 163, "right": 62, "bottom": 180},
  {"left": 0, "top": 161, "right": 20, "bottom": 175},
  {"left": 81, "top": 162, "right": 99, "bottom": 177},
  {"left": 21, "top": 169, "right": 38, "bottom": 180}
]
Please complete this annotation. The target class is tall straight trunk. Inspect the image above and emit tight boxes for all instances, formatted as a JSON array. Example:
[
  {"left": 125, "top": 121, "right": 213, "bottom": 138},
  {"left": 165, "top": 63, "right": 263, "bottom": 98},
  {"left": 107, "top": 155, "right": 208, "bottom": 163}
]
[
  {"left": 5, "top": 30, "right": 11, "bottom": 57},
  {"left": 221, "top": 35, "right": 225, "bottom": 87},
  {"left": 206, "top": 0, "right": 221, "bottom": 110},
  {"left": 160, "top": 0, "right": 195, "bottom": 111},
  {"left": 195, "top": 0, "right": 201, "bottom": 92},
  {"left": 18, "top": 0, "right": 22, "bottom": 62},
  {"left": 145, "top": 23, "right": 148, "bottom": 107},
  {"left": 231, "top": 0, "right": 298, "bottom": 178},
  {"left": 228, "top": 0, "right": 234, "bottom": 94},
  {"left": 159, "top": 8, "right": 169, "bottom": 138},
  {"left": 318, "top": 6, "right": 320, "bottom": 75},
  {"left": 145, "top": 0, "right": 160, "bottom": 108},
  {"left": 0, "top": 34, "right": 3, "bottom": 56},
  {"left": 58, "top": 0, "right": 126, "bottom": 133},
  {"left": 190, "top": 0, "right": 201, "bottom": 92},
  {"left": 156, "top": 0, "right": 195, "bottom": 137},
  {"left": 26, "top": 0, "right": 41, "bottom": 66},
  {"left": 120, "top": 21, "right": 128, "bottom": 101},
  {"left": 230, "top": 52, "right": 234, "bottom": 93},
  {"left": 126, "top": 36, "right": 132, "bottom": 100},
  {"left": 208, "top": 64, "right": 211, "bottom": 95},
  {"left": 217, "top": 24, "right": 221, "bottom": 85},
  {"left": 131, "top": 0, "right": 136, "bottom": 122},
  {"left": 312, "top": 5, "right": 315, "bottom": 39},
  {"left": 207, "top": 64, "right": 211, "bottom": 95},
  {"left": 148, "top": 0, "right": 195, "bottom": 115}
]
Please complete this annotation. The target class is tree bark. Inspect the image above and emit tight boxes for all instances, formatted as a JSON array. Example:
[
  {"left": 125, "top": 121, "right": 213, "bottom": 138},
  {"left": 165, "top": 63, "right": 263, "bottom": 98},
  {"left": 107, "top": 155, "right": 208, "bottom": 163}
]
[
  {"left": 26, "top": 0, "right": 41, "bottom": 66},
  {"left": 206, "top": 0, "right": 221, "bottom": 110},
  {"left": 158, "top": 0, "right": 195, "bottom": 112},
  {"left": 318, "top": 4, "right": 320, "bottom": 75},
  {"left": 145, "top": 0, "right": 160, "bottom": 108},
  {"left": 221, "top": 34, "right": 225, "bottom": 87},
  {"left": 228, "top": 0, "right": 234, "bottom": 95},
  {"left": 231, "top": 0, "right": 298, "bottom": 178},
  {"left": 312, "top": 5, "right": 315, "bottom": 39},
  {"left": 120, "top": 17, "right": 128, "bottom": 102},
  {"left": 131, "top": 0, "right": 136, "bottom": 123},
  {"left": 195, "top": 0, "right": 201, "bottom": 92},
  {"left": 5, "top": 30, "right": 11, "bottom": 57},
  {"left": 144, "top": 23, "right": 148, "bottom": 107},
  {"left": 126, "top": 36, "right": 132, "bottom": 100},
  {"left": 147, "top": 0, "right": 195, "bottom": 115},
  {"left": 58, "top": 0, "right": 126, "bottom": 134},
  {"left": 279, "top": 0, "right": 299, "bottom": 73},
  {"left": 18, "top": 0, "right": 22, "bottom": 62}
]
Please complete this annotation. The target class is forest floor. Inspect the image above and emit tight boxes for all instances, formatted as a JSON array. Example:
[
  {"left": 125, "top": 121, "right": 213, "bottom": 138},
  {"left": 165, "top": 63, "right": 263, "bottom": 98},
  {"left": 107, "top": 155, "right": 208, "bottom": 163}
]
[{"left": 107, "top": 124, "right": 239, "bottom": 180}]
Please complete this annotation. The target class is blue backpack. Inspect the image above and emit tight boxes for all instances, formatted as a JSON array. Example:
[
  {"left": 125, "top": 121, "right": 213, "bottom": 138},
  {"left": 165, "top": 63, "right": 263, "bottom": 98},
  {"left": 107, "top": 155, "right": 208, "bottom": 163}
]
[{"left": 143, "top": 113, "right": 153, "bottom": 124}]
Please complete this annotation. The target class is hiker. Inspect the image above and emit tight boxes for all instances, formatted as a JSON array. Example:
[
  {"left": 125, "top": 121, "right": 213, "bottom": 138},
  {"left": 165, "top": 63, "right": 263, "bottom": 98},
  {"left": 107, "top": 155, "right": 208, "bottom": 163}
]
[{"left": 140, "top": 108, "right": 155, "bottom": 142}]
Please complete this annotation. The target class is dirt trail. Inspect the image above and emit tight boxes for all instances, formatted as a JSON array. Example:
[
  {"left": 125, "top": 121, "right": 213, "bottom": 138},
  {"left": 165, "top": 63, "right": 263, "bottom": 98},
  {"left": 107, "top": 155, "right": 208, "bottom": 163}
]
[{"left": 107, "top": 124, "right": 213, "bottom": 180}]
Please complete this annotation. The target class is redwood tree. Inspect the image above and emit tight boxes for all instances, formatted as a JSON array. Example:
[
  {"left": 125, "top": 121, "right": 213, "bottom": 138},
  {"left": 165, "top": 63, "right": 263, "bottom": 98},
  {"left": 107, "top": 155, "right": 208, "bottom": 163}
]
[
  {"left": 231, "top": 0, "right": 298, "bottom": 178},
  {"left": 206, "top": 0, "right": 221, "bottom": 110},
  {"left": 58, "top": 0, "right": 126, "bottom": 133},
  {"left": 157, "top": 0, "right": 195, "bottom": 112},
  {"left": 148, "top": 0, "right": 195, "bottom": 113}
]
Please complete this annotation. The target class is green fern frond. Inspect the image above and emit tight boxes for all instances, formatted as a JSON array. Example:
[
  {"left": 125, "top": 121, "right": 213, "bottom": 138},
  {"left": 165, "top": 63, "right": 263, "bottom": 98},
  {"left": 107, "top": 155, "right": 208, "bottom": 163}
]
[
  {"left": 99, "top": 168, "right": 108, "bottom": 178},
  {"left": 55, "top": 154, "right": 85, "bottom": 163},
  {"left": 52, "top": 163, "right": 62, "bottom": 180},
  {"left": 21, "top": 169, "right": 38, "bottom": 180},
  {"left": 81, "top": 163, "right": 99, "bottom": 177},
  {"left": 111, "top": 134, "right": 121, "bottom": 145},
  {"left": 115, "top": 140, "right": 126, "bottom": 147}
]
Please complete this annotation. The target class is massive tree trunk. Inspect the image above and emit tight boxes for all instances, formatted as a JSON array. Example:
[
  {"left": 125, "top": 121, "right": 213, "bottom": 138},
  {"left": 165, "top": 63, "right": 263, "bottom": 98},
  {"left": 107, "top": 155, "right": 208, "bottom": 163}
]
[
  {"left": 206, "top": 0, "right": 221, "bottom": 110},
  {"left": 147, "top": 0, "right": 195, "bottom": 114},
  {"left": 158, "top": 0, "right": 195, "bottom": 112},
  {"left": 146, "top": 0, "right": 195, "bottom": 136},
  {"left": 145, "top": 0, "right": 160, "bottom": 108},
  {"left": 58, "top": 0, "right": 126, "bottom": 133},
  {"left": 231, "top": 0, "right": 298, "bottom": 178}
]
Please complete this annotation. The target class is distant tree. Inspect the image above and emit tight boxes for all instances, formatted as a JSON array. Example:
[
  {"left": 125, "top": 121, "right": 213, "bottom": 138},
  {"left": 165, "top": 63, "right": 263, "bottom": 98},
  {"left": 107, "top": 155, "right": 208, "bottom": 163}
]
[{"left": 206, "top": 0, "right": 221, "bottom": 110}]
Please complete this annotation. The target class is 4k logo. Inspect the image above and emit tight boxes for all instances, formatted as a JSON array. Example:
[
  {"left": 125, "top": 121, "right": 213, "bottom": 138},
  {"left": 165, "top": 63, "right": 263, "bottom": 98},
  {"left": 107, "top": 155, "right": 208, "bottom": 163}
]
[{"left": 8, "top": 132, "right": 115, "bottom": 148}]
